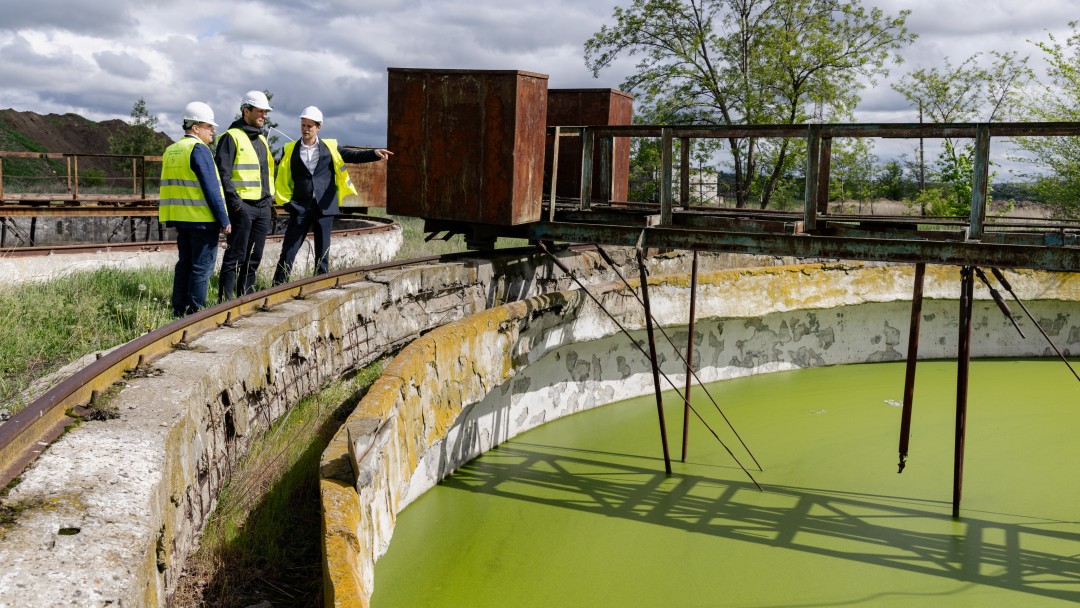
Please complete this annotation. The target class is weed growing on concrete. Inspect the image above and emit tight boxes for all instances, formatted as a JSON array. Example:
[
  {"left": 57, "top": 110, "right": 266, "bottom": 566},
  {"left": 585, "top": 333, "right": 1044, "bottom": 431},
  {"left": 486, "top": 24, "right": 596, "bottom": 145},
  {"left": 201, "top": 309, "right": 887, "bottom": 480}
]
[{"left": 171, "top": 360, "right": 385, "bottom": 607}]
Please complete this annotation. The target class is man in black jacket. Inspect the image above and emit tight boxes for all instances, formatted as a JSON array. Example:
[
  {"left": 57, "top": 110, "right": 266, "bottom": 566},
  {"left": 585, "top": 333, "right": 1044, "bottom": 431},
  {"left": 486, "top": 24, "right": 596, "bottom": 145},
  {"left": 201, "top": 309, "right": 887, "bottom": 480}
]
[
  {"left": 216, "top": 90, "right": 275, "bottom": 301},
  {"left": 271, "top": 106, "right": 391, "bottom": 284}
]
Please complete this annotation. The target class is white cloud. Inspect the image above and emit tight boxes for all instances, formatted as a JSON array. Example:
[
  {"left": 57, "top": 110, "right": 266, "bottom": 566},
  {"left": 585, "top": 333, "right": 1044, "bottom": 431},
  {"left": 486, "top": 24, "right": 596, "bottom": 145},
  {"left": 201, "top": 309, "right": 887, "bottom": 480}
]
[
  {"left": 93, "top": 51, "right": 153, "bottom": 80},
  {"left": 0, "top": 0, "right": 1074, "bottom": 146},
  {"left": 0, "top": 0, "right": 138, "bottom": 36}
]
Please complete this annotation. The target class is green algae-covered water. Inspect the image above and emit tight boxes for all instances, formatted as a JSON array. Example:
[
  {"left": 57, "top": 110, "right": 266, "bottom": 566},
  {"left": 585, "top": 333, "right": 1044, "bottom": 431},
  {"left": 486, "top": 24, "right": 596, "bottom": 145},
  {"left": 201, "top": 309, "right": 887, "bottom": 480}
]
[{"left": 372, "top": 359, "right": 1080, "bottom": 607}]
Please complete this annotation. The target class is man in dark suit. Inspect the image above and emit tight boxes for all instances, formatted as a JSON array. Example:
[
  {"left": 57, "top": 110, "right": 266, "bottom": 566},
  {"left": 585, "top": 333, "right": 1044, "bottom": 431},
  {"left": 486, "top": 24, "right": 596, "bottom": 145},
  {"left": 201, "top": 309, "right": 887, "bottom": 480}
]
[{"left": 271, "top": 106, "right": 392, "bottom": 285}]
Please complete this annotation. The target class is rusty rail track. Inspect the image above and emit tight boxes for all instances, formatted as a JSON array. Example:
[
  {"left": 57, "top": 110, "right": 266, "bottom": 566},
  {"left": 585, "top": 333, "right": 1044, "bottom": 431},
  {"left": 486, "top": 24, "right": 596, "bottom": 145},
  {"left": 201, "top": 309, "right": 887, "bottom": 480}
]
[
  {"left": 0, "top": 245, "right": 544, "bottom": 489},
  {"left": 0, "top": 241, "right": 600, "bottom": 489}
]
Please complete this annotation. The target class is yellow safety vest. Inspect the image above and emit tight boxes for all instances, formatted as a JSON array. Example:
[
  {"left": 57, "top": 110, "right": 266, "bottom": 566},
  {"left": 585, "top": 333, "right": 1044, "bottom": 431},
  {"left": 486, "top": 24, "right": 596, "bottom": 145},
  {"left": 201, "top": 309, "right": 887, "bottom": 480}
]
[
  {"left": 274, "top": 138, "right": 358, "bottom": 206},
  {"left": 158, "top": 137, "right": 224, "bottom": 224},
  {"left": 221, "top": 128, "right": 275, "bottom": 200}
]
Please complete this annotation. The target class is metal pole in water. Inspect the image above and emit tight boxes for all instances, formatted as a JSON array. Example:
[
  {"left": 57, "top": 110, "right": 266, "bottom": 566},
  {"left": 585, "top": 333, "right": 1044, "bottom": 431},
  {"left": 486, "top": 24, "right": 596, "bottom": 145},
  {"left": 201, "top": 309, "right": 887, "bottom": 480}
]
[
  {"left": 898, "top": 262, "right": 925, "bottom": 473},
  {"left": 682, "top": 251, "right": 698, "bottom": 462},
  {"left": 637, "top": 247, "right": 673, "bottom": 474},
  {"left": 953, "top": 266, "right": 975, "bottom": 518}
]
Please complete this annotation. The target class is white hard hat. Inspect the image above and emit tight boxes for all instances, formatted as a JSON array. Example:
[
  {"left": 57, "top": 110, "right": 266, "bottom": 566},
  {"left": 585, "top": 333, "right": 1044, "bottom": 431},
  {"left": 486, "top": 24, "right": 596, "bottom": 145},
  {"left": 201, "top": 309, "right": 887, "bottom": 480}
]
[
  {"left": 242, "top": 90, "right": 273, "bottom": 111},
  {"left": 299, "top": 106, "right": 323, "bottom": 124},
  {"left": 182, "top": 101, "right": 217, "bottom": 126}
]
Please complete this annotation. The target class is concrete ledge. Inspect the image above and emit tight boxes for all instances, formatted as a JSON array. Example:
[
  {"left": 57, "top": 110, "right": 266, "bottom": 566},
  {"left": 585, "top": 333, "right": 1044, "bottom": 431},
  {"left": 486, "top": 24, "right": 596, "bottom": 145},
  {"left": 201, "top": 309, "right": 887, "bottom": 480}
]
[
  {"left": 321, "top": 263, "right": 1080, "bottom": 606},
  {"left": 0, "top": 224, "right": 405, "bottom": 285}
]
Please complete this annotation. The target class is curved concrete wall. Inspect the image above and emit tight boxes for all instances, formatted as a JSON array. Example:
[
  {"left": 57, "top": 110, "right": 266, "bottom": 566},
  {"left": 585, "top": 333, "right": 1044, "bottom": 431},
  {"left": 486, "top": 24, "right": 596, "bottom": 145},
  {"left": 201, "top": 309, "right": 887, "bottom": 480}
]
[
  {"left": 0, "top": 246, "right": 716, "bottom": 606},
  {"left": 321, "top": 263, "right": 1080, "bottom": 606}
]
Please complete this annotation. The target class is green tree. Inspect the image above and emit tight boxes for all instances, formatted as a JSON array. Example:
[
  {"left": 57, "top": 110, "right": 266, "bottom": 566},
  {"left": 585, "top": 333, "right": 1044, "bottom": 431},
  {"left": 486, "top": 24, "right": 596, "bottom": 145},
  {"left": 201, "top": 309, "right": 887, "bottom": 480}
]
[
  {"left": 874, "top": 159, "right": 909, "bottom": 202},
  {"left": 1015, "top": 21, "right": 1080, "bottom": 217},
  {"left": 108, "top": 98, "right": 168, "bottom": 159},
  {"left": 628, "top": 135, "right": 663, "bottom": 203},
  {"left": 892, "top": 52, "right": 1030, "bottom": 125},
  {"left": 830, "top": 137, "right": 877, "bottom": 209},
  {"left": 891, "top": 52, "right": 1031, "bottom": 215},
  {"left": 935, "top": 139, "right": 976, "bottom": 216},
  {"left": 585, "top": 0, "right": 914, "bottom": 209}
]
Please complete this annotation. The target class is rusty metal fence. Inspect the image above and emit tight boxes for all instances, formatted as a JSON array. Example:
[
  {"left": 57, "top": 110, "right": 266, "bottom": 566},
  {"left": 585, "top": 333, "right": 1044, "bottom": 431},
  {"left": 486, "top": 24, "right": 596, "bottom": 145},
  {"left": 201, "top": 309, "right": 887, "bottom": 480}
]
[{"left": 0, "top": 151, "right": 162, "bottom": 210}]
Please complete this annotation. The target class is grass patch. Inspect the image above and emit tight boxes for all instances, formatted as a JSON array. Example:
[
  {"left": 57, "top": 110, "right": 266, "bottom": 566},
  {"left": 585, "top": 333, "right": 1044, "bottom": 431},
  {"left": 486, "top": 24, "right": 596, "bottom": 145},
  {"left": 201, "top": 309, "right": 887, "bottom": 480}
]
[
  {"left": 0, "top": 266, "right": 174, "bottom": 411},
  {"left": 171, "top": 361, "right": 385, "bottom": 607}
]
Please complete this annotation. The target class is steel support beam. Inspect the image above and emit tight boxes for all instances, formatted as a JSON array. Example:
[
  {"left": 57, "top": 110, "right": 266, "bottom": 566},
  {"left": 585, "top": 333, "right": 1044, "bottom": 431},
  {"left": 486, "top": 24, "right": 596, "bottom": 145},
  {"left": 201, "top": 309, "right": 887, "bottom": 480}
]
[
  {"left": 637, "top": 248, "right": 673, "bottom": 474},
  {"left": 661, "top": 128, "right": 673, "bottom": 226},
  {"left": 517, "top": 222, "right": 1080, "bottom": 272},
  {"left": 682, "top": 251, "right": 699, "bottom": 462},
  {"left": 579, "top": 127, "right": 593, "bottom": 211},
  {"left": 804, "top": 125, "right": 821, "bottom": 231},
  {"left": 898, "top": 262, "right": 925, "bottom": 473},
  {"left": 953, "top": 266, "right": 975, "bottom": 518},
  {"left": 969, "top": 124, "right": 991, "bottom": 240}
]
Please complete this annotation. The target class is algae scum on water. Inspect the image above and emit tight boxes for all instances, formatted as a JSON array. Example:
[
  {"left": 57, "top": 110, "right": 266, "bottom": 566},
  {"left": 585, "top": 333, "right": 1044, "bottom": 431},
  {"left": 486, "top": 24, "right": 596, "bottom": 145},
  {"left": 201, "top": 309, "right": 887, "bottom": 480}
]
[{"left": 374, "top": 359, "right": 1080, "bottom": 608}]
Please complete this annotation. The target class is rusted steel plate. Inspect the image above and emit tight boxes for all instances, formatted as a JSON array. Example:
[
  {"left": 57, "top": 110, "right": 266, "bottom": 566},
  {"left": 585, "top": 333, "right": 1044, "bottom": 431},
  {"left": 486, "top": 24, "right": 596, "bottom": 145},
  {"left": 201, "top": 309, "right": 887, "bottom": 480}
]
[
  {"left": 546, "top": 89, "right": 634, "bottom": 202},
  {"left": 387, "top": 68, "right": 548, "bottom": 226},
  {"left": 344, "top": 149, "right": 387, "bottom": 208}
]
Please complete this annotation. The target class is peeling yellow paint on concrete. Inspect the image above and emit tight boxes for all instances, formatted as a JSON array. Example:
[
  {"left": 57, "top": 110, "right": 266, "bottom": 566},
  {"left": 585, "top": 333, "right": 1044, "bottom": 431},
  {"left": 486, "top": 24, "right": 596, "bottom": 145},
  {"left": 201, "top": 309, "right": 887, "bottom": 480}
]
[{"left": 321, "top": 478, "right": 368, "bottom": 608}]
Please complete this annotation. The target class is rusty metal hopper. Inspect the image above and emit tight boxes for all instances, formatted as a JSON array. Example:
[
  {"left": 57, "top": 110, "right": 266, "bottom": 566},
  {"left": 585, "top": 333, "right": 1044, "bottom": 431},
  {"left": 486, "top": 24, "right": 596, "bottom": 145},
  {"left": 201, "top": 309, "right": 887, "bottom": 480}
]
[
  {"left": 546, "top": 88, "right": 633, "bottom": 203},
  {"left": 387, "top": 68, "right": 549, "bottom": 226}
]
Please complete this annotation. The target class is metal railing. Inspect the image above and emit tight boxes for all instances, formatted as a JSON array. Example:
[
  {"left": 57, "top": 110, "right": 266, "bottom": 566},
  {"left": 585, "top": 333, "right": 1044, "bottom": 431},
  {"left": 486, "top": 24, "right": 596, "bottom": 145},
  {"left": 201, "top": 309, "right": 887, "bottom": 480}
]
[
  {"left": 551, "top": 122, "right": 1080, "bottom": 239},
  {"left": 0, "top": 151, "right": 163, "bottom": 207}
]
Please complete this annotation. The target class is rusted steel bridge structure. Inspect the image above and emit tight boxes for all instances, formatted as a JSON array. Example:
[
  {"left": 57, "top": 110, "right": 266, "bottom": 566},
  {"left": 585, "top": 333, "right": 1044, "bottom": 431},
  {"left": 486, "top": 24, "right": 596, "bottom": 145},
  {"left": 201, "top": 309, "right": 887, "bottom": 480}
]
[{"left": 386, "top": 68, "right": 1080, "bottom": 518}]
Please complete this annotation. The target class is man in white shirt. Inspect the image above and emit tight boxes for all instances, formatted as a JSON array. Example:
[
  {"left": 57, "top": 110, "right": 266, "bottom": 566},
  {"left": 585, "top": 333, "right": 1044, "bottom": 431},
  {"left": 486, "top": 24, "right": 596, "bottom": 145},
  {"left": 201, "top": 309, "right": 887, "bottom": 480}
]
[{"left": 271, "top": 106, "right": 392, "bottom": 284}]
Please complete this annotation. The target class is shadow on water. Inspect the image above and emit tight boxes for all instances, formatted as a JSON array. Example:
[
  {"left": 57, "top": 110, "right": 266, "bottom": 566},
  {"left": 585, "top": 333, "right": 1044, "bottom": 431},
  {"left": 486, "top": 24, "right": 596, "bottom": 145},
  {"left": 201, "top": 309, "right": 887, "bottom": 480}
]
[{"left": 439, "top": 440, "right": 1080, "bottom": 606}]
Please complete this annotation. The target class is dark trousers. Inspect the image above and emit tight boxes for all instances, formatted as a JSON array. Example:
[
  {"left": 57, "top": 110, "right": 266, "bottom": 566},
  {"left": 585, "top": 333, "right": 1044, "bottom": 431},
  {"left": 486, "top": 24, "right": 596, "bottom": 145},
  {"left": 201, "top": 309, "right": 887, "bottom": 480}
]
[
  {"left": 218, "top": 201, "right": 271, "bottom": 301},
  {"left": 172, "top": 228, "right": 219, "bottom": 317},
  {"left": 272, "top": 207, "right": 335, "bottom": 285}
]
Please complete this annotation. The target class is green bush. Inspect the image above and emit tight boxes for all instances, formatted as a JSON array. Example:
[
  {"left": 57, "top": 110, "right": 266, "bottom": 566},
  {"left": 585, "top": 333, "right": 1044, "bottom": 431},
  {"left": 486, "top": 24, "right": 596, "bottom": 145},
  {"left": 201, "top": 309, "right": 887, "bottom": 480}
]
[{"left": 80, "top": 168, "right": 106, "bottom": 188}]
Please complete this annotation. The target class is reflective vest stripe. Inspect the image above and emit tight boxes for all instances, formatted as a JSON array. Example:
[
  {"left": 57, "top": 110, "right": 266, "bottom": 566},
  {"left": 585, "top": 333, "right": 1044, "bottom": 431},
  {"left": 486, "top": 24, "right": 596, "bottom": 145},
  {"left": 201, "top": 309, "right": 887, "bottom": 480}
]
[
  {"left": 161, "top": 178, "right": 201, "bottom": 188},
  {"left": 164, "top": 197, "right": 213, "bottom": 207}
]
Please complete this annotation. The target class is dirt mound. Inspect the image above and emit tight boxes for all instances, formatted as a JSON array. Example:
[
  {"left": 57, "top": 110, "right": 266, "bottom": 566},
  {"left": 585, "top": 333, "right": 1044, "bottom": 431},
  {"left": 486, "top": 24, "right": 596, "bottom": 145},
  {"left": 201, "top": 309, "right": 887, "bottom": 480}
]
[
  {"left": 0, "top": 108, "right": 173, "bottom": 182},
  {"left": 0, "top": 108, "right": 171, "bottom": 155}
]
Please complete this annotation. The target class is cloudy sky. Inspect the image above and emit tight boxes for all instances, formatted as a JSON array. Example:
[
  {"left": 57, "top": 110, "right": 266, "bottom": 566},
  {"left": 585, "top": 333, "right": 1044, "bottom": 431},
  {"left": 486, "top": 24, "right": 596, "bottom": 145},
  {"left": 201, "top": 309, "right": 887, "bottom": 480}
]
[{"left": 0, "top": 0, "right": 1075, "bottom": 148}]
